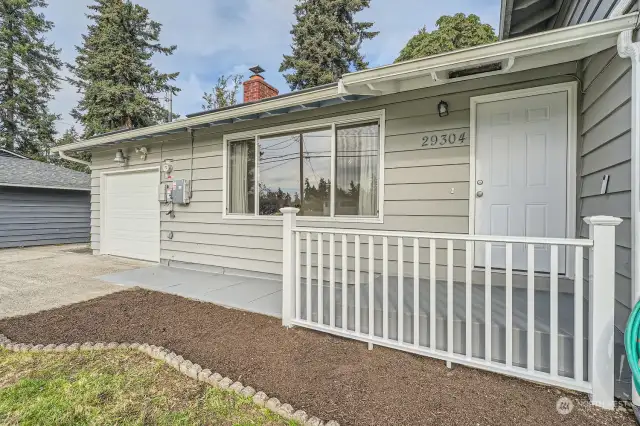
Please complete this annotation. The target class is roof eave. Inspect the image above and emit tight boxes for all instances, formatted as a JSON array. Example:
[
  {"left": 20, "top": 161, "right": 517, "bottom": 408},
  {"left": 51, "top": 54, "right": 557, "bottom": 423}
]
[
  {"left": 499, "top": 0, "right": 515, "bottom": 40},
  {"left": 341, "top": 13, "right": 637, "bottom": 92},
  {"left": 53, "top": 85, "right": 340, "bottom": 153},
  {"left": 0, "top": 148, "right": 28, "bottom": 159},
  {"left": 54, "top": 12, "right": 637, "bottom": 154},
  {"left": 0, "top": 183, "right": 90, "bottom": 192}
]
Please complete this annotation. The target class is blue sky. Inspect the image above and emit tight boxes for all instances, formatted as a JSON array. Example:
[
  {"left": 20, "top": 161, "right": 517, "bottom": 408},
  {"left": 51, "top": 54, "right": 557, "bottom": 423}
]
[{"left": 46, "top": 0, "right": 501, "bottom": 134}]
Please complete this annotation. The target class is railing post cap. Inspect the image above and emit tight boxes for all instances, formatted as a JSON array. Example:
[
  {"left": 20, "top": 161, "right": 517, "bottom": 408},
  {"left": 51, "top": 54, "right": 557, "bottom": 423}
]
[
  {"left": 280, "top": 207, "right": 300, "bottom": 215},
  {"left": 583, "top": 216, "right": 623, "bottom": 226}
]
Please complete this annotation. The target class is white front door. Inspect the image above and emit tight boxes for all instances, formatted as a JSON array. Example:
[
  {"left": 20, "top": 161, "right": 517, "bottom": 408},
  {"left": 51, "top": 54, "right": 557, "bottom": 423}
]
[{"left": 474, "top": 91, "right": 568, "bottom": 273}]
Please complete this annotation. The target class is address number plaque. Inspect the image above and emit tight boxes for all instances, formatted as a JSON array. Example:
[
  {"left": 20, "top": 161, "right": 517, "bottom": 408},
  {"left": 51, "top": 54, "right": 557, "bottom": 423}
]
[{"left": 421, "top": 127, "right": 470, "bottom": 149}]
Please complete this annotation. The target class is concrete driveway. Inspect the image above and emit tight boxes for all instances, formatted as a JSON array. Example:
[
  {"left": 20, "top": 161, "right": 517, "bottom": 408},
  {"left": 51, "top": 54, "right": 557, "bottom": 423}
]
[{"left": 0, "top": 244, "right": 148, "bottom": 319}]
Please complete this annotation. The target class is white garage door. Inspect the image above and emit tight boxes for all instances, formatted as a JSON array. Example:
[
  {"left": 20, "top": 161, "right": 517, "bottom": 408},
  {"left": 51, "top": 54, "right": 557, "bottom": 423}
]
[{"left": 103, "top": 169, "right": 159, "bottom": 261}]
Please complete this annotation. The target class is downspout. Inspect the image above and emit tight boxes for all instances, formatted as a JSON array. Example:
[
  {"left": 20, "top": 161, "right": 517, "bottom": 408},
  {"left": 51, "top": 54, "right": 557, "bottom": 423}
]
[
  {"left": 611, "top": 0, "right": 640, "bottom": 407},
  {"left": 58, "top": 150, "right": 91, "bottom": 167}
]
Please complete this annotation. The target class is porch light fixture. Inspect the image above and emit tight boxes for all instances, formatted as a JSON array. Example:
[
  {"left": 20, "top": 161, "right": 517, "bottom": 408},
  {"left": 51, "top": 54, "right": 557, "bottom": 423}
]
[
  {"left": 438, "top": 100, "right": 449, "bottom": 117},
  {"left": 135, "top": 146, "right": 148, "bottom": 160},
  {"left": 113, "top": 149, "right": 128, "bottom": 167}
]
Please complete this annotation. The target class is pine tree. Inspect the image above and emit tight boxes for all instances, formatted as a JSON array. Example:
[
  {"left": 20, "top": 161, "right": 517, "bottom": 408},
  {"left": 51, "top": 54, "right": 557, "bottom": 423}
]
[
  {"left": 0, "top": 0, "right": 62, "bottom": 156},
  {"left": 279, "top": 0, "right": 378, "bottom": 90},
  {"left": 68, "top": 0, "right": 180, "bottom": 138},
  {"left": 51, "top": 127, "right": 90, "bottom": 173}
]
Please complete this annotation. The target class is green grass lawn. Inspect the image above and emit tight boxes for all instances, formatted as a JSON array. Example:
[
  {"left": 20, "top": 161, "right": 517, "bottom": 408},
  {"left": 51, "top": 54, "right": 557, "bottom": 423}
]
[{"left": 0, "top": 348, "right": 297, "bottom": 426}]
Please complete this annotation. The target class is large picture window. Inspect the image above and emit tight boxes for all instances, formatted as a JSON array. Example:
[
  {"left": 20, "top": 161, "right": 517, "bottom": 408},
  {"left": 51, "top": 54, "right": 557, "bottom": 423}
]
[{"left": 224, "top": 112, "right": 383, "bottom": 221}]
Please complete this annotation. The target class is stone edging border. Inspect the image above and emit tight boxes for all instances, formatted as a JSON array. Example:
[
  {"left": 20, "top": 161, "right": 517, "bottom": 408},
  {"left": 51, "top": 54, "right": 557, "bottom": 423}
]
[{"left": 0, "top": 334, "right": 338, "bottom": 426}]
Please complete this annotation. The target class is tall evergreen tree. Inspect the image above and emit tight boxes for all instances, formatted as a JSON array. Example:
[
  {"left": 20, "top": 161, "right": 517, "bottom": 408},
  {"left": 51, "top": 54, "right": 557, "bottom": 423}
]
[
  {"left": 279, "top": 0, "right": 378, "bottom": 90},
  {"left": 51, "top": 127, "right": 90, "bottom": 173},
  {"left": 68, "top": 0, "right": 180, "bottom": 138},
  {"left": 0, "top": 0, "right": 62, "bottom": 156}
]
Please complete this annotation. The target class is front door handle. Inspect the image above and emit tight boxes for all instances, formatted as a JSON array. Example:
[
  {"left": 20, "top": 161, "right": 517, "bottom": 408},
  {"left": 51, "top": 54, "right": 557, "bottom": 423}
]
[{"left": 476, "top": 191, "right": 484, "bottom": 198}]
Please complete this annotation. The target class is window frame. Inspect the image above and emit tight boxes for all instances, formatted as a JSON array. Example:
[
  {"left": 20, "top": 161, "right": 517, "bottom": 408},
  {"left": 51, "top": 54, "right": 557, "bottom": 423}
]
[{"left": 222, "top": 109, "right": 385, "bottom": 223}]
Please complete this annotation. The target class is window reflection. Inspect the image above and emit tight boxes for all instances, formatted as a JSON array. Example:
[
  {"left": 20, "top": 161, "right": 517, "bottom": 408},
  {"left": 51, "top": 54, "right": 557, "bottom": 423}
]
[{"left": 258, "top": 128, "right": 331, "bottom": 216}]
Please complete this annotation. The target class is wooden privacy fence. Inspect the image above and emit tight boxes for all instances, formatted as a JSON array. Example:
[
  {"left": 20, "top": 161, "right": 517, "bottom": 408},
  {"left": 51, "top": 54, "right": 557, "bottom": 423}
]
[{"left": 280, "top": 208, "right": 622, "bottom": 409}]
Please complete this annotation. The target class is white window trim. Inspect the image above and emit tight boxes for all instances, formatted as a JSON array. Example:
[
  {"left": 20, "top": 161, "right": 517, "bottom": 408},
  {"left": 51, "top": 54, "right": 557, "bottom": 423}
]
[
  {"left": 222, "top": 109, "right": 386, "bottom": 224},
  {"left": 468, "top": 82, "right": 578, "bottom": 278}
]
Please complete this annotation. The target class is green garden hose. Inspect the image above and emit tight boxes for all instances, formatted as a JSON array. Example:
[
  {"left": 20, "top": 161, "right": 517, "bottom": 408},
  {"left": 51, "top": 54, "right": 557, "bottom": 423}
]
[
  {"left": 626, "top": 300, "right": 640, "bottom": 392},
  {"left": 625, "top": 299, "right": 640, "bottom": 422}
]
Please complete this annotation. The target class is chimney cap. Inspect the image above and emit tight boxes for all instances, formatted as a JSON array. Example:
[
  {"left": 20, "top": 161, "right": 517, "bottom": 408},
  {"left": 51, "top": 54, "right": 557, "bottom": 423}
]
[{"left": 249, "top": 65, "right": 265, "bottom": 76}]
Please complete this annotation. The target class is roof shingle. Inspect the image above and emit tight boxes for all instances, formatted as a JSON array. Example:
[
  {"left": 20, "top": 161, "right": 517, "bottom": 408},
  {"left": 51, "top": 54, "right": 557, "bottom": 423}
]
[{"left": 0, "top": 156, "right": 90, "bottom": 191}]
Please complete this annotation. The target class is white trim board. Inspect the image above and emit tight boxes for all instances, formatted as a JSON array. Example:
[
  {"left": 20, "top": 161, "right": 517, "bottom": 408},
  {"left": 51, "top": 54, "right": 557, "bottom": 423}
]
[
  {"left": 0, "top": 148, "right": 28, "bottom": 159},
  {"left": 468, "top": 82, "right": 579, "bottom": 276},
  {"left": 222, "top": 109, "right": 386, "bottom": 224},
  {"left": 99, "top": 166, "right": 161, "bottom": 262}
]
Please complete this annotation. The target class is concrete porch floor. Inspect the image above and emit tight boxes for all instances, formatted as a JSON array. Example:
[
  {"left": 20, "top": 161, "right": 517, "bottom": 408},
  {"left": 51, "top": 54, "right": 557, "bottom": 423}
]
[{"left": 98, "top": 266, "right": 283, "bottom": 318}]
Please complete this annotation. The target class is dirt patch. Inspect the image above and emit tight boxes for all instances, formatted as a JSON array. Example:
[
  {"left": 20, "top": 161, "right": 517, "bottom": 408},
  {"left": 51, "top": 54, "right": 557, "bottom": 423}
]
[
  {"left": 0, "top": 289, "right": 633, "bottom": 426},
  {"left": 63, "top": 246, "right": 93, "bottom": 254}
]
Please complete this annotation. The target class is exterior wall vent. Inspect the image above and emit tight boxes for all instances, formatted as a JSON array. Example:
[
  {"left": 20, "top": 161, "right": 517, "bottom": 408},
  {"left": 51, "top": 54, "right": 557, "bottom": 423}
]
[{"left": 448, "top": 62, "right": 503, "bottom": 79}]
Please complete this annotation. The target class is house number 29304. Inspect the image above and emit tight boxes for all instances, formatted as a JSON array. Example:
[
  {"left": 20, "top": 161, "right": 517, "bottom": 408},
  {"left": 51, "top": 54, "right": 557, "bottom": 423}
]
[{"left": 421, "top": 127, "right": 470, "bottom": 149}]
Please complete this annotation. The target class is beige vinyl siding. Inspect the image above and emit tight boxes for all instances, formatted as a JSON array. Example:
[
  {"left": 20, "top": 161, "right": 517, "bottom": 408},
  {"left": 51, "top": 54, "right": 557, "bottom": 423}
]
[{"left": 90, "top": 62, "right": 577, "bottom": 278}]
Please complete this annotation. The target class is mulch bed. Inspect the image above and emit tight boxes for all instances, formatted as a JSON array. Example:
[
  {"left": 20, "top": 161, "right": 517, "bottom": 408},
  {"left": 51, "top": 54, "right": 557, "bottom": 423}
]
[{"left": 0, "top": 289, "right": 633, "bottom": 426}]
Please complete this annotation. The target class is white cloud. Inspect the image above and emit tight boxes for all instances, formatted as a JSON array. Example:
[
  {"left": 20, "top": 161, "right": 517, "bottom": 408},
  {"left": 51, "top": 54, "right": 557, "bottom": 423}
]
[
  {"left": 45, "top": 0, "right": 501, "bottom": 135},
  {"left": 135, "top": 0, "right": 297, "bottom": 57},
  {"left": 174, "top": 72, "right": 208, "bottom": 116}
]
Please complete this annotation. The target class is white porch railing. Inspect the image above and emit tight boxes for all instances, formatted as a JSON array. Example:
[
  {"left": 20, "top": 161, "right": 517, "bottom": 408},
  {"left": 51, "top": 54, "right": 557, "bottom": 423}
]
[{"left": 281, "top": 208, "right": 622, "bottom": 409}]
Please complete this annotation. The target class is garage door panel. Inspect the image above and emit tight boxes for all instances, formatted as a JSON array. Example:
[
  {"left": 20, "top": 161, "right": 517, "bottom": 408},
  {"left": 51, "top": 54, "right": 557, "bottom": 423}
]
[
  {"left": 103, "top": 170, "right": 160, "bottom": 262},
  {"left": 107, "top": 229, "right": 158, "bottom": 242},
  {"left": 108, "top": 241, "right": 159, "bottom": 261}
]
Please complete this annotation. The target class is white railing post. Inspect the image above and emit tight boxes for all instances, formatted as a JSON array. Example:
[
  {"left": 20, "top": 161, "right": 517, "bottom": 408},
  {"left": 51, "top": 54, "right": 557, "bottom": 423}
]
[
  {"left": 584, "top": 215, "right": 622, "bottom": 409},
  {"left": 281, "top": 207, "right": 299, "bottom": 327}
]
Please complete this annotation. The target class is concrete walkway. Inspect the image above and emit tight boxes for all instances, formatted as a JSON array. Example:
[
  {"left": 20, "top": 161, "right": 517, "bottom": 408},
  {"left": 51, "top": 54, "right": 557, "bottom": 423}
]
[
  {"left": 0, "top": 244, "right": 147, "bottom": 319},
  {"left": 98, "top": 266, "right": 282, "bottom": 318}
]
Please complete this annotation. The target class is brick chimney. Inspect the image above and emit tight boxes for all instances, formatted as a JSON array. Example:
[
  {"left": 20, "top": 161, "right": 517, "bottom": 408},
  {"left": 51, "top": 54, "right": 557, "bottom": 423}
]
[{"left": 243, "top": 66, "right": 279, "bottom": 103}]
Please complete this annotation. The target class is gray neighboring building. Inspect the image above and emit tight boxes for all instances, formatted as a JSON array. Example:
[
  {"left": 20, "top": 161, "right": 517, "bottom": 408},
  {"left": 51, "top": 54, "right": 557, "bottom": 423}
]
[{"left": 0, "top": 150, "right": 91, "bottom": 249}]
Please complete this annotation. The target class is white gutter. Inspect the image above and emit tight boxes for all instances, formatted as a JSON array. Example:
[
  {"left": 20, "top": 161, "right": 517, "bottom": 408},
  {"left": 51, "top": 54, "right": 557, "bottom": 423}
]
[
  {"left": 341, "top": 13, "right": 638, "bottom": 87},
  {"left": 51, "top": 85, "right": 338, "bottom": 153},
  {"left": 58, "top": 150, "right": 90, "bottom": 166},
  {"left": 612, "top": 0, "right": 640, "bottom": 406}
]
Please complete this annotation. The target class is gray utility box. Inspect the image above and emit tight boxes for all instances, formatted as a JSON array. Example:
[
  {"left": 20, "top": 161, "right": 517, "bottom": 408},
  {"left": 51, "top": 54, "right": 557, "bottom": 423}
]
[
  {"left": 159, "top": 179, "right": 191, "bottom": 204},
  {"left": 170, "top": 179, "right": 191, "bottom": 204}
]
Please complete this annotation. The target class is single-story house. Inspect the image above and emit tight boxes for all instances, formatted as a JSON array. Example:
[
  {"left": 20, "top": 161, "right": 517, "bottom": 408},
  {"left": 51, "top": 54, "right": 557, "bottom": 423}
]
[
  {"left": 54, "top": 0, "right": 639, "bottom": 408},
  {"left": 0, "top": 149, "right": 91, "bottom": 248}
]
